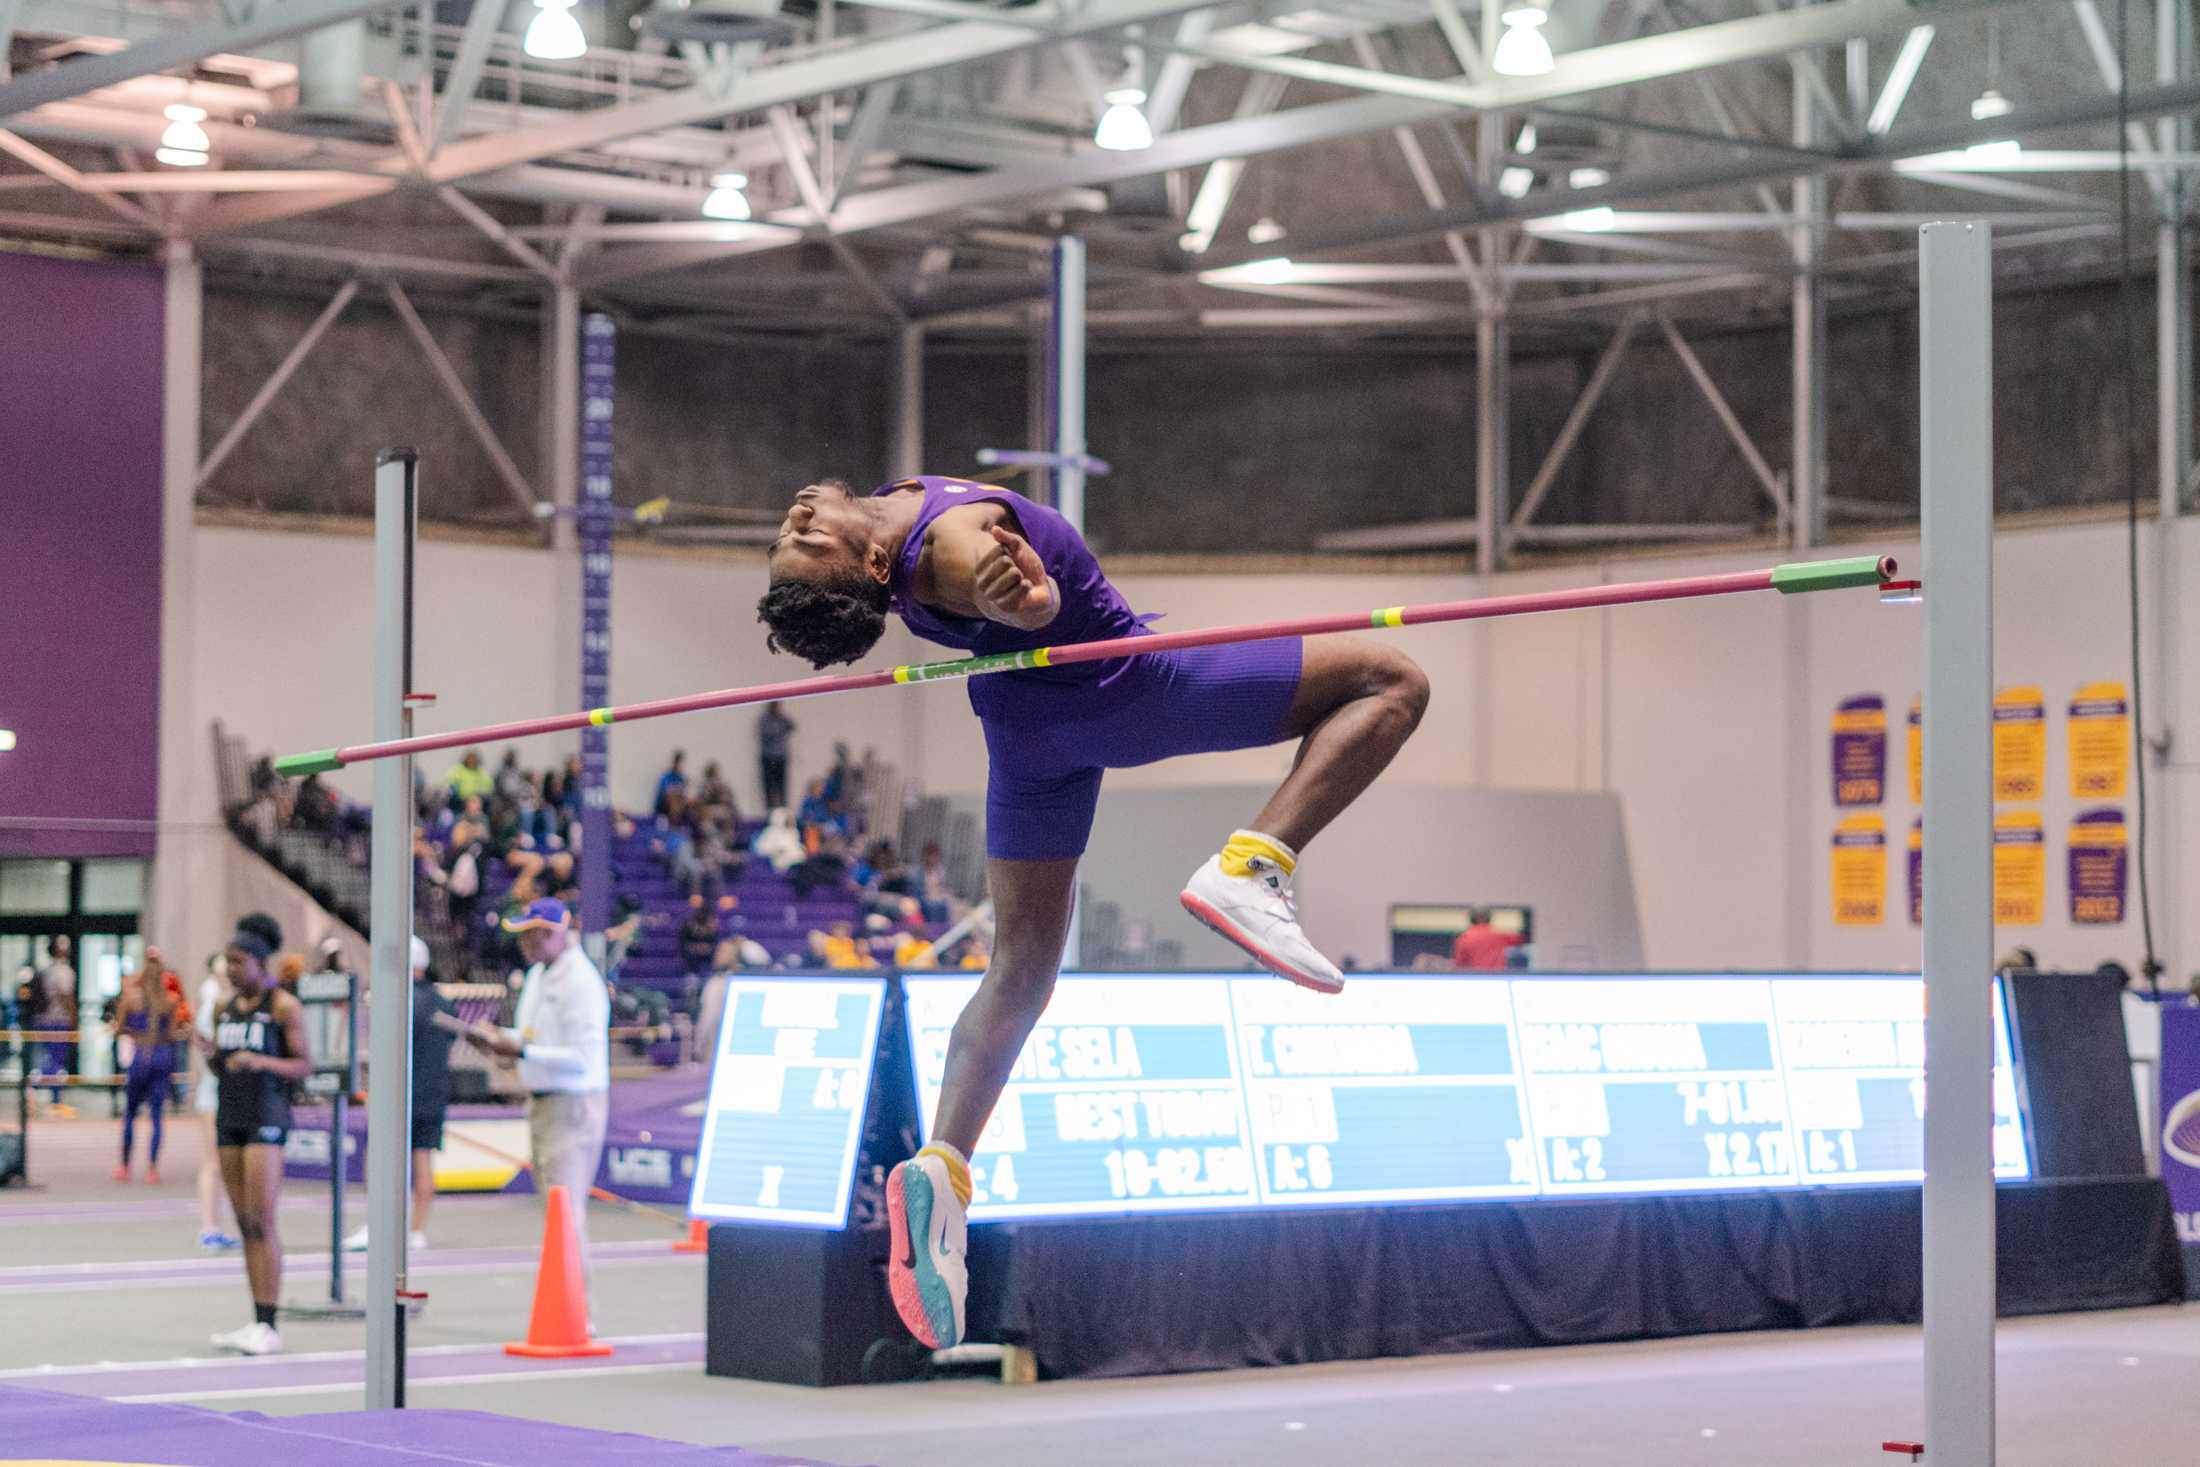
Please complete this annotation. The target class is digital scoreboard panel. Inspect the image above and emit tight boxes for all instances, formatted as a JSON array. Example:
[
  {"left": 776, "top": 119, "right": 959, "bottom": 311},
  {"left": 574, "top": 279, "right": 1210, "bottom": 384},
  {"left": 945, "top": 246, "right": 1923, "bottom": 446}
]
[
  {"left": 903, "top": 973, "right": 2030, "bottom": 1222},
  {"left": 689, "top": 977, "right": 886, "bottom": 1227}
]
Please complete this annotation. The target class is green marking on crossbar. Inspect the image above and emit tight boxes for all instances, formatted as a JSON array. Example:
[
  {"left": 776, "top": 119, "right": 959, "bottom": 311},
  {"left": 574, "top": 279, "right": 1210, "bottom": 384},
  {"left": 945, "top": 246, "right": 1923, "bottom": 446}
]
[
  {"left": 274, "top": 749, "right": 344, "bottom": 777},
  {"left": 1771, "top": 555, "right": 1888, "bottom": 594}
]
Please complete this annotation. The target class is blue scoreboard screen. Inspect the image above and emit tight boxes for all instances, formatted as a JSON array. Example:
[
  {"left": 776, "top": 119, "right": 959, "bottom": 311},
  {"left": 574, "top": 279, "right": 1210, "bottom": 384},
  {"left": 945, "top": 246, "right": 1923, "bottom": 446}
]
[
  {"left": 688, "top": 977, "right": 887, "bottom": 1227},
  {"left": 901, "top": 972, "right": 2030, "bottom": 1222}
]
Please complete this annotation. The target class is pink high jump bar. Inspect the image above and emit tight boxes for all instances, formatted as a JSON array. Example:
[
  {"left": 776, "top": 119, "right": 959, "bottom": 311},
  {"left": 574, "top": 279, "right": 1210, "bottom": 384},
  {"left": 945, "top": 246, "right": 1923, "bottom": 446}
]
[{"left": 275, "top": 553, "right": 1897, "bottom": 776}]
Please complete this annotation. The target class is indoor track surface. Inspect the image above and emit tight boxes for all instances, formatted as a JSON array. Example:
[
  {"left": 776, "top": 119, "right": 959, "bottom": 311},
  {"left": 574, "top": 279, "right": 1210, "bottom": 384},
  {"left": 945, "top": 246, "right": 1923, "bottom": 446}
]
[{"left": 3, "top": 1113, "right": 2192, "bottom": 1466}]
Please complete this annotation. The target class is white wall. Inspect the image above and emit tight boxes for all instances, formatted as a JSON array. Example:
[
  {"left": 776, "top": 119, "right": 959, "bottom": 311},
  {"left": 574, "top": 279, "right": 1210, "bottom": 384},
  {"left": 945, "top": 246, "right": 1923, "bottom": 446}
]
[{"left": 179, "top": 516, "right": 2200, "bottom": 983}]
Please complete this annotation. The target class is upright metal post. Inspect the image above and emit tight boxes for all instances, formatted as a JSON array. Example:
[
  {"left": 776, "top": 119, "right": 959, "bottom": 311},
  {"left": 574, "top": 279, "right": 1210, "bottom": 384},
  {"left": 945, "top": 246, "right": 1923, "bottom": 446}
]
[
  {"left": 1048, "top": 236, "right": 1087, "bottom": 533},
  {"left": 1475, "top": 309, "right": 1509, "bottom": 578},
  {"left": 1791, "top": 51, "right": 1827, "bottom": 549},
  {"left": 2161, "top": 0, "right": 2192, "bottom": 523},
  {"left": 2155, "top": 0, "right": 2190, "bottom": 981},
  {"left": 892, "top": 323, "right": 925, "bottom": 480},
  {"left": 364, "top": 449, "right": 419, "bottom": 1410},
  {"left": 1919, "top": 221, "right": 1996, "bottom": 1467},
  {"left": 1049, "top": 236, "right": 1086, "bottom": 969}
]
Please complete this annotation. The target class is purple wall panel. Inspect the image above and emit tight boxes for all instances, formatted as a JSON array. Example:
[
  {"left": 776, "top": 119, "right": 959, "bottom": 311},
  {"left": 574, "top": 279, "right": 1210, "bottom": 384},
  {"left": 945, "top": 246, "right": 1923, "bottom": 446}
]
[{"left": 0, "top": 251, "right": 165, "bottom": 858}]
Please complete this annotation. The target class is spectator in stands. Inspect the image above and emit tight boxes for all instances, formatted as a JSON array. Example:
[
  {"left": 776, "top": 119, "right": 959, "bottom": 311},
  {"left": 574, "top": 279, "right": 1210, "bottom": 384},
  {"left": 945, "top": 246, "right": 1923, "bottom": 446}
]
[
  {"left": 869, "top": 841, "right": 915, "bottom": 898},
  {"left": 604, "top": 894, "right": 646, "bottom": 979},
  {"left": 752, "top": 808, "right": 805, "bottom": 874},
  {"left": 695, "top": 761, "right": 737, "bottom": 827},
  {"left": 918, "top": 842, "right": 954, "bottom": 926},
  {"left": 692, "top": 941, "right": 741, "bottom": 1064},
  {"left": 443, "top": 748, "right": 493, "bottom": 807},
  {"left": 756, "top": 702, "right": 795, "bottom": 811},
  {"left": 292, "top": 773, "right": 340, "bottom": 833},
  {"left": 809, "top": 922, "right": 874, "bottom": 970},
  {"left": 494, "top": 749, "right": 529, "bottom": 805},
  {"left": 654, "top": 750, "right": 689, "bottom": 817},
  {"left": 797, "top": 778, "right": 839, "bottom": 840},
  {"left": 1452, "top": 909, "right": 1523, "bottom": 972},
  {"left": 28, "top": 936, "right": 77, "bottom": 1115},
  {"left": 792, "top": 829, "right": 853, "bottom": 901},
  {"left": 680, "top": 896, "right": 720, "bottom": 980},
  {"left": 344, "top": 935, "right": 451, "bottom": 1254},
  {"left": 823, "top": 742, "right": 856, "bottom": 803}
]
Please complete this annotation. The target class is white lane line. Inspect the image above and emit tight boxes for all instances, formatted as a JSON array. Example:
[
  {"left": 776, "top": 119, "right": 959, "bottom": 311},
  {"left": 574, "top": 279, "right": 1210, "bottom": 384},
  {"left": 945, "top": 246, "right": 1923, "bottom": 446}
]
[
  {"left": 114, "top": 1360, "right": 702, "bottom": 1404},
  {"left": 0, "top": 1333, "right": 703, "bottom": 1381},
  {"left": 0, "top": 1250, "right": 700, "bottom": 1295}
]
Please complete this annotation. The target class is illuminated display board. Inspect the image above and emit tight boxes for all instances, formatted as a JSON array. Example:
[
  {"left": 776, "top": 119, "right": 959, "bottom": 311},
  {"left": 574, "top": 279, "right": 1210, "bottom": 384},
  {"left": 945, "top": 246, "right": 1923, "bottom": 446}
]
[
  {"left": 689, "top": 977, "right": 886, "bottom": 1227},
  {"left": 903, "top": 973, "right": 2030, "bottom": 1221}
]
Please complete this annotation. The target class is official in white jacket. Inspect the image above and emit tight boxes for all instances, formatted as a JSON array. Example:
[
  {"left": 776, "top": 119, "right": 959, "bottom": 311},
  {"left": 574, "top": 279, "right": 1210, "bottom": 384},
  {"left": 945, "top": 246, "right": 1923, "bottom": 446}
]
[{"left": 464, "top": 898, "right": 610, "bottom": 1273}]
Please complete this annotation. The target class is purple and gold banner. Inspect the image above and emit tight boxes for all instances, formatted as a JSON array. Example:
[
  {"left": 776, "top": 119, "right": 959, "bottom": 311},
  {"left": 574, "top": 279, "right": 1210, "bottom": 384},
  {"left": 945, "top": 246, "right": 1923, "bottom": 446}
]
[
  {"left": 1907, "top": 819, "right": 1923, "bottom": 927},
  {"left": 578, "top": 313, "right": 616, "bottom": 942},
  {"left": 2156, "top": 1006, "right": 2200, "bottom": 1285},
  {"left": 1830, "top": 694, "right": 1887, "bottom": 807},
  {"left": 2067, "top": 807, "right": 2128, "bottom": 925},
  {"left": 1906, "top": 697, "right": 1922, "bottom": 805},
  {"left": 2068, "top": 681, "right": 2131, "bottom": 800},
  {"left": 1992, "top": 685, "right": 2047, "bottom": 802},
  {"left": 1992, "top": 809, "right": 2045, "bottom": 926},
  {"left": 1830, "top": 813, "right": 1888, "bottom": 927}
]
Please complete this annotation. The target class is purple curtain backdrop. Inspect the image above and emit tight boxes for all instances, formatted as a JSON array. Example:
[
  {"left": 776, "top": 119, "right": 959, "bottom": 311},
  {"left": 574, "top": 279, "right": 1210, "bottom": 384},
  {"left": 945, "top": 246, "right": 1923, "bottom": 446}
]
[{"left": 0, "top": 251, "right": 164, "bottom": 858}]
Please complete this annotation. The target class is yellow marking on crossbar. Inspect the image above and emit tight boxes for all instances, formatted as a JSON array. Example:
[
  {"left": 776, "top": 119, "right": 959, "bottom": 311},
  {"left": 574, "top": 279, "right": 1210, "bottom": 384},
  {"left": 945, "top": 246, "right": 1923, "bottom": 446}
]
[
  {"left": 1033, "top": 647, "right": 1053, "bottom": 667},
  {"left": 588, "top": 708, "right": 613, "bottom": 726},
  {"left": 893, "top": 666, "right": 912, "bottom": 683},
  {"left": 1378, "top": 607, "right": 1405, "bottom": 628}
]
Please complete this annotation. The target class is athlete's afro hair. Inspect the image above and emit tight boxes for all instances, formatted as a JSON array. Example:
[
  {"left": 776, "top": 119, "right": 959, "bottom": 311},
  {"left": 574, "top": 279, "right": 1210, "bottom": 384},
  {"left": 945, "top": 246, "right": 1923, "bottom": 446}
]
[{"left": 757, "top": 572, "right": 892, "bottom": 669}]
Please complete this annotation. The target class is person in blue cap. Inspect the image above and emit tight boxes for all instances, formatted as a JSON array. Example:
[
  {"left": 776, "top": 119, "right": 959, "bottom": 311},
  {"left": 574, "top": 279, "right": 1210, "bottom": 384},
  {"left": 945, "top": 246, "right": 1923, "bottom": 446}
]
[{"left": 461, "top": 898, "right": 611, "bottom": 1279}]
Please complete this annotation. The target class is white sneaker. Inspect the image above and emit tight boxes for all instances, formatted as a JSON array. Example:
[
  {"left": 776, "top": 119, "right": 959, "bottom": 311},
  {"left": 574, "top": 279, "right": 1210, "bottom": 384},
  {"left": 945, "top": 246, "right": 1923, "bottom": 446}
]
[
  {"left": 1180, "top": 853, "right": 1345, "bottom": 994},
  {"left": 210, "top": 1322, "right": 282, "bottom": 1356},
  {"left": 410, "top": 1230, "right": 428, "bottom": 1251},
  {"left": 344, "top": 1228, "right": 428, "bottom": 1252},
  {"left": 885, "top": 1154, "right": 968, "bottom": 1349}
]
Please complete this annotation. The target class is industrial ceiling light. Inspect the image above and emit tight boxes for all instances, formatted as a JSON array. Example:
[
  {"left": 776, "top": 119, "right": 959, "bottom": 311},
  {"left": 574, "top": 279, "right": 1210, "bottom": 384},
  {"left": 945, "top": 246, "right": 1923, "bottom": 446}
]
[
  {"left": 1568, "top": 166, "right": 1609, "bottom": 189},
  {"left": 524, "top": 0, "right": 588, "bottom": 61},
  {"left": 1239, "top": 257, "right": 1295, "bottom": 284},
  {"left": 1491, "top": 3, "right": 1555, "bottom": 78},
  {"left": 1498, "top": 166, "right": 1535, "bottom": 199},
  {"left": 701, "top": 171, "right": 751, "bottom": 220},
  {"left": 1094, "top": 49, "right": 1153, "bottom": 153},
  {"left": 0, "top": 728, "right": 15, "bottom": 752},
  {"left": 1246, "top": 216, "right": 1285, "bottom": 246},
  {"left": 1514, "top": 122, "right": 1537, "bottom": 156},
  {"left": 156, "top": 102, "right": 210, "bottom": 168},
  {"left": 1559, "top": 205, "right": 1617, "bottom": 232},
  {"left": 1964, "top": 17, "right": 2020, "bottom": 162}
]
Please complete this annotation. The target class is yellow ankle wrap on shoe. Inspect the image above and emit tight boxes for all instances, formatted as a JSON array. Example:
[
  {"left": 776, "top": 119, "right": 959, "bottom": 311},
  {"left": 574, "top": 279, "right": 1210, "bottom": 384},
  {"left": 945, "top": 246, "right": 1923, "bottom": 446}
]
[
  {"left": 918, "top": 1144, "right": 973, "bottom": 1208},
  {"left": 1219, "top": 830, "right": 1297, "bottom": 878}
]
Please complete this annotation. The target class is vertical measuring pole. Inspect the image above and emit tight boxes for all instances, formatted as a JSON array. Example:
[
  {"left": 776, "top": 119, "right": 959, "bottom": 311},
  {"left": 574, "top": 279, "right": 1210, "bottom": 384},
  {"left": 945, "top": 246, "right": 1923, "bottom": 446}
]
[
  {"left": 1049, "top": 236, "right": 1086, "bottom": 969},
  {"left": 365, "top": 448, "right": 419, "bottom": 1410},
  {"left": 578, "top": 316, "right": 616, "bottom": 961},
  {"left": 1919, "top": 221, "right": 1996, "bottom": 1467}
]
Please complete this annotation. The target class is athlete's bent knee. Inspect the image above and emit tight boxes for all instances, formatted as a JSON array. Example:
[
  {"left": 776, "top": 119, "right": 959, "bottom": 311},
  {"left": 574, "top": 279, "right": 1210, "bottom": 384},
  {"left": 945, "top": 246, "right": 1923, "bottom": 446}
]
[{"left": 236, "top": 1216, "right": 268, "bottom": 1244}]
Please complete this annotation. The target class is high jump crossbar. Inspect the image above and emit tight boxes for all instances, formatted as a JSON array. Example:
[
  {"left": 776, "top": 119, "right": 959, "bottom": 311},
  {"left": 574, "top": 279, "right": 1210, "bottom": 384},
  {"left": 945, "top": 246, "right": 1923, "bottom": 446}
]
[{"left": 274, "top": 553, "right": 1898, "bottom": 778}]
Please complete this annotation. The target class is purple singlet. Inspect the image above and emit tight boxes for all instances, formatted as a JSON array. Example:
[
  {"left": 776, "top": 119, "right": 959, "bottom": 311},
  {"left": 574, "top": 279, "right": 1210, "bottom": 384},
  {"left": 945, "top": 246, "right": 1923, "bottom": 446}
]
[{"left": 876, "top": 476, "right": 1303, "bottom": 861}]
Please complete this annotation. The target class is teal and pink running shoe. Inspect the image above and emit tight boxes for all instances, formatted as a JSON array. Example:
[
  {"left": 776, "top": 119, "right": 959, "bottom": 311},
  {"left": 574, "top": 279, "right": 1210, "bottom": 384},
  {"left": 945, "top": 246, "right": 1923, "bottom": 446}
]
[{"left": 886, "top": 1152, "right": 969, "bottom": 1348}]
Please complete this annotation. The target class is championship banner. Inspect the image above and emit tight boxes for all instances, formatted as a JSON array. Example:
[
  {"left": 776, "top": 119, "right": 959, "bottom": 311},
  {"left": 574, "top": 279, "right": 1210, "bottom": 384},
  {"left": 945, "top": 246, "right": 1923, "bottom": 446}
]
[
  {"left": 2067, "top": 807, "right": 2128, "bottom": 925},
  {"left": 2068, "top": 681, "right": 2131, "bottom": 799},
  {"left": 1830, "top": 813, "right": 1888, "bottom": 927},
  {"left": 578, "top": 313, "right": 616, "bottom": 943},
  {"left": 1907, "top": 819, "right": 1923, "bottom": 927},
  {"left": 1992, "top": 685, "right": 2047, "bottom": 802},
  {"left": 1992, "top": 809, "right": 2045, "bottom": 926},
  {"left": 1906, "top": 697, "right": 1922, "bottom": 805},
  {"left": 2155, "top": 1004, "right": 2200, "bottom": 1290},
  {"left": 1830, "top": 694, "right": 1887, "bottom": 807}
]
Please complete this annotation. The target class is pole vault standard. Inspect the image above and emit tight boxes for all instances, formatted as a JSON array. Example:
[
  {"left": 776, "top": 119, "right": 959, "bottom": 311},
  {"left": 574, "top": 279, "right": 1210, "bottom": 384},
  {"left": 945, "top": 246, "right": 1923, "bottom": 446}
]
[{"left": 275, "top": 553, "right": 1898, "bottom": 777}]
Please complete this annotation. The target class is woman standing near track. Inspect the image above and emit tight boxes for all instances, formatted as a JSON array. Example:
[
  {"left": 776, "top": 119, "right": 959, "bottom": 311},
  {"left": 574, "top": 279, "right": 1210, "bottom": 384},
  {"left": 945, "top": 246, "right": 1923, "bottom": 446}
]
[
  {"left": 197, "top": 918, "right": 312, "bottom": 1356},
  {"left": 192, "top": 952, "right": 239, "bottom": 1250},
  {"left": 112, "top": 949, "right": 184, "bottom": 1184}
]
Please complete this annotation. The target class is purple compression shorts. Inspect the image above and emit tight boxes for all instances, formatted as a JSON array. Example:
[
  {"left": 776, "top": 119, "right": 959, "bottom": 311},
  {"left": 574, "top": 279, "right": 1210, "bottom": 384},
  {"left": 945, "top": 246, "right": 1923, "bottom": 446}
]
[{"left": 974, "top": 635, "right": 1305, "bottom": 862}]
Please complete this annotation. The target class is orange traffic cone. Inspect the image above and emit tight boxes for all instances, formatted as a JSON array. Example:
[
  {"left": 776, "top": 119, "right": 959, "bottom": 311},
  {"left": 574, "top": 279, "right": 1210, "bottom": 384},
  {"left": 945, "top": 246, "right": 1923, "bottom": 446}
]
[
  {"left": 672, "top": 1217, "right": 709, "bottom": 1254},
  {"left": 505, "top": 1185, "right": 615, "bottom": 1359}
]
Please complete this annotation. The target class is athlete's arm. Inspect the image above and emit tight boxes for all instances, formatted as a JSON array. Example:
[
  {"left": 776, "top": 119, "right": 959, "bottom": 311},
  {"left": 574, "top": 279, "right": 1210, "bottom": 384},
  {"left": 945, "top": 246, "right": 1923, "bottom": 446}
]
[{"left": 925, "top": 506, "right": 1059, "bottom": 632}]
